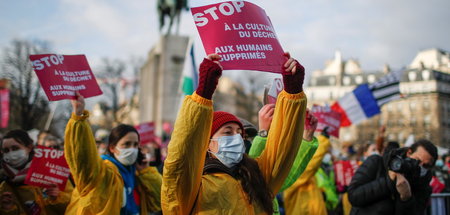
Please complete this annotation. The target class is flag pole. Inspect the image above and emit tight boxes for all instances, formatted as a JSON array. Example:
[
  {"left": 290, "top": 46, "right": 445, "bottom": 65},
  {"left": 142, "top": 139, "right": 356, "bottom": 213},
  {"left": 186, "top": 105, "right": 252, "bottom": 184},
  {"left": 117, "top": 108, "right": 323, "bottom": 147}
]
[{"left": 44, "top": 102, "right": 58, "bottom": 130}]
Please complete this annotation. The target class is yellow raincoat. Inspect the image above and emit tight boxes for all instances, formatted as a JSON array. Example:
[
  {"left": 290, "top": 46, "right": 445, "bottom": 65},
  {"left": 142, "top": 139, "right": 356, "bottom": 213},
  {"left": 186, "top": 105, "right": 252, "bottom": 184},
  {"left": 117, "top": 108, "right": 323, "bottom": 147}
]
[
  {"left": 162, "top": 91, "right": 307, "bottom": 214},
  {"left": 283, "top": 135, "right": 331, "bottom": 215},
  {"left": 0, "top": 180, "right": 72, "bottom": 215},
  {"left": 64, "top": 111, "right": 162, "bottom": 215}
]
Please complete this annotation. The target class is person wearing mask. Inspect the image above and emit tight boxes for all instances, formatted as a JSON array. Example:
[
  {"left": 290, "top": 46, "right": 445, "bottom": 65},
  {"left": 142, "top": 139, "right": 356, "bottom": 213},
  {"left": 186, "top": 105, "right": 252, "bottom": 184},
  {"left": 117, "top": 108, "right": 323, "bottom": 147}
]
[
  {"left": 161, "top": 52, "right": 307, "bottom": 214},
  {"left": 64, "top": 93, "right": 162, "bottom": 214},
  {"left": 0, "top": 129, "right": 72, "bottom": 214},
  {"left": 248, "top": 106, "right": 319, "bottom": 215},
  {"left": 348, "top": 139, "right": 438, "bottom": 215}
]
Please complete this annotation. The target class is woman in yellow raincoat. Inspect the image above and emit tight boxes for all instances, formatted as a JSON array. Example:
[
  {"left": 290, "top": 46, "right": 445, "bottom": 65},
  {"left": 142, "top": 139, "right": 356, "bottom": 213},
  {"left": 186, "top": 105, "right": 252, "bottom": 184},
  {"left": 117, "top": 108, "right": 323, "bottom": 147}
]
[
  {"left": 0, "top": 129, "right": 72, "bottom": 215},
  {"left": 64, "top": 93, "right": 162, "bottom": 214},
  {"left": 283, "top": 130, "right": 332, "bottom": 215},
  {"left": 161, "top": 52, "right": 307, "bottom": 214}
]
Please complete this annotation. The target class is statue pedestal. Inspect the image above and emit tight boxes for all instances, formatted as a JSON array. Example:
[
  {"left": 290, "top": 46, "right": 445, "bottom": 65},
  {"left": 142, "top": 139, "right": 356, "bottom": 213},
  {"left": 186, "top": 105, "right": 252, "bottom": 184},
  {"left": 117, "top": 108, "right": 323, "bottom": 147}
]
[{"left": 139, "top": 35, "right": 189, "bottom": 138}]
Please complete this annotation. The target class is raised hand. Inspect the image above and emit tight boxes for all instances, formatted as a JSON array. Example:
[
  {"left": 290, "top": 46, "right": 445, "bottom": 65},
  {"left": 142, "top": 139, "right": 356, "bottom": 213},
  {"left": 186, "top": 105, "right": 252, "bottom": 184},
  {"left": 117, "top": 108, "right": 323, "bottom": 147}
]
[
  {"left": 45, "top": 184, "right": 61, "bottom": 200},
  {"left": 195, "top": 54, "right": 223, "bottom": 100},
  {"left": 71, "top": 91, "right": 85, "bottom": 116},
  {"left": 282, "top": 52, "right": 305, "bottom": 94},
  {"left": 258, "top": 104, "right": 275, "bottom": 132},
  {"left": 303, "top": 109, "right": 318, "bottom": 141}
]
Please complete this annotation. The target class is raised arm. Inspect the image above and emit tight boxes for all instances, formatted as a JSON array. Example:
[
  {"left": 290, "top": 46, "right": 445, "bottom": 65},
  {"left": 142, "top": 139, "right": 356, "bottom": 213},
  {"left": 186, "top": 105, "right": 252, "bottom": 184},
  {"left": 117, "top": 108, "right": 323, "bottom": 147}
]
[
  {"left": 249, "top": 106, "right": 318, "bottom": 192},
  {"left": 161, "top": 54, "right": 222, "bottom": 215},
  {"left": 256, "top": 53, "right": 307, "bottom": 194},
  {"left": 64, "top": 93, "right": 106, "bottom": 193}
]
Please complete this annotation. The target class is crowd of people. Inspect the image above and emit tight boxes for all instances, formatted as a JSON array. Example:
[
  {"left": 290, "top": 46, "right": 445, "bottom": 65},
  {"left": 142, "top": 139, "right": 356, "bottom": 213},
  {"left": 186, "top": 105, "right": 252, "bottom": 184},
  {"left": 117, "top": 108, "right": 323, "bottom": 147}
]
[{"left": 0, "top": 53, "right": 446, "bottom": 214}]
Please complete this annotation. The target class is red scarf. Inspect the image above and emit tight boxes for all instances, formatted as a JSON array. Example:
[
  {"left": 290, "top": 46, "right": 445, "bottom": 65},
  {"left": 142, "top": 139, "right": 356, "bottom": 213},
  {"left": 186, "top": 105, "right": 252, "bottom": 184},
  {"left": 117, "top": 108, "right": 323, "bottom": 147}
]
[{"left": 2, "top": 161, "right": 31, "bottom": 184}]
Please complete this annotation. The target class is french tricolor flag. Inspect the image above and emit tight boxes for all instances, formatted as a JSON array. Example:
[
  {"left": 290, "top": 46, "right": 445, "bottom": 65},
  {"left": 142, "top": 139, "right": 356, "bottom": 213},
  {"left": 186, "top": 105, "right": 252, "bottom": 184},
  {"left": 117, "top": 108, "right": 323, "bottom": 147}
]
[{"left": 331, "top": 84, "right": 381, "bottom": 127}]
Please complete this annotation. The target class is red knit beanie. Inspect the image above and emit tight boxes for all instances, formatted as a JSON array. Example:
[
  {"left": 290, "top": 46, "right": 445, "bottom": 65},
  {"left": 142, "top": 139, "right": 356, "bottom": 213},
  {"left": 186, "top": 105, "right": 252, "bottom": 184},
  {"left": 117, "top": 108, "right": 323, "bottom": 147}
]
[{"left": 210, "top": 111, "right": 244, "bottom": 138}]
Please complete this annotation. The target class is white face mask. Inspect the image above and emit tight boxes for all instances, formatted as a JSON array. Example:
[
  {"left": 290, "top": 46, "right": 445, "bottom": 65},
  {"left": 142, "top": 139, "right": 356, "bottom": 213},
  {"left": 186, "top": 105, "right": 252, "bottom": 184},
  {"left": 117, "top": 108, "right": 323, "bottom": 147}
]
[
  {"left": 210, "top": 134, "right": 246, "bottom": 168},
  {"left": 3, "top": 149, "right": 29, "bottom": 168},
  {"left": 115, "top": 147, "right": 138, "bottom": 166}
]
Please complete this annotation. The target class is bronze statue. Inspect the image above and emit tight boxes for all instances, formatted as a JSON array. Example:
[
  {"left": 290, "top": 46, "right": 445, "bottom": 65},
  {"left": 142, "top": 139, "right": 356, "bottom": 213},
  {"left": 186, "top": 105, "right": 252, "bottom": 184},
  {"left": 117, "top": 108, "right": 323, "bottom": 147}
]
[{"left": 157, "top": 0, "right": 189, "bottom": 35}]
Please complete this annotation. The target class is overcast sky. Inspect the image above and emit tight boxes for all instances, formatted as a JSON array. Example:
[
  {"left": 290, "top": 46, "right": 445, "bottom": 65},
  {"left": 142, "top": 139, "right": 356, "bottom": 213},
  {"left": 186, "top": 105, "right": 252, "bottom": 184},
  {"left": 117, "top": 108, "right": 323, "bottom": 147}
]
[{"left": 1, "top": 0, "right": 449, "bottom": 77}]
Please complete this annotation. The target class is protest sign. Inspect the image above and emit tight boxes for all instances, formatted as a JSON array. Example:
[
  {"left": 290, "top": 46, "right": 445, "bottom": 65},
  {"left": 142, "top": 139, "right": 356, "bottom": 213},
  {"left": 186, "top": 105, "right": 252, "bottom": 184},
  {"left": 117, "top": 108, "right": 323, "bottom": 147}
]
[
  {"left": 430, "top": 176, "right": 445, "bottom": 193},
  {"left": 311, "top": 104, "right": 342, "bottom": 138},
  {"left": 25, "top": 146, "right": 70, "bottom": 190},
  {"left": 191, "top": 1, "right": 285, "bottom": 73},
  {"left": 0, "top": 89, "right": 9, "bottom": 128},
  {"left": 135, "top": 122, "right": 156, "bottom": 145},
  {"left": 266, "top": 78, "right": 283, "bottom": 104},
  {"left": 29, "top": 54, "right": 103, "bottom": 101},
  {"left": 333, "top": 160, "right": 360, "bottom": 193}
]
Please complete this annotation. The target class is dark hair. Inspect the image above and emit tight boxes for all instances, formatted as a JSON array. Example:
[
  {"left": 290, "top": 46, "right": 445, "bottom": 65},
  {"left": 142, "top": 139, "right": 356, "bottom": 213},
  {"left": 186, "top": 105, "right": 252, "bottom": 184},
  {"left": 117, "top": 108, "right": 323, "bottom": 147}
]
[
  {"left": 2, "top": 129, "right": 34, "bottom": 147},
  {"left": 107, "top": 124, "right": 140, "bottom": 155},
  {"left": 410, "top": 139, "right": 438, "bottom": 165},
  {"left": 384, "top": 141, "right": 400, "bottom": 155},
  {"left": 236, "top": 154, "right": 274, "bottom": 214}
]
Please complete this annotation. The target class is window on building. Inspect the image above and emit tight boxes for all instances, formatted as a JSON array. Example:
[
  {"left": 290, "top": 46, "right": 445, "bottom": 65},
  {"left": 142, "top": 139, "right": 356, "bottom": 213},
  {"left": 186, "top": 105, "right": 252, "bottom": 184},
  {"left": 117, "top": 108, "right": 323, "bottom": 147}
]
[
  {"left": 409, "top": 101, "right": 417, "bottom": 110},
  {"left": 422, "top": 70, "right": 430, "bottom": 81},
  {"left": 329, "top": 77, "right": 336, "bottom": 85},
  {"left": 355, "top": 76, "right": 363, "bottom": 84},
  {"left": 424, "top": 115, "right": 431, "bottom": 126},
  {"left": 408, "top": 71, "right": 417, "bottom": 81},
  {"left": 397, "top": 102, "right": 403, "bottom": 111},
  {"left": 423, "top": 100, "right": 430, "bottom": 110},
  {"left": 368, "top": 75, "right": 376, "bottom": 83},
  {"left": 343, "top": 76, "right": 351, "bottom": 85},
  {"left": 388, "top": 104, "right": 393, "bottom": 112}
]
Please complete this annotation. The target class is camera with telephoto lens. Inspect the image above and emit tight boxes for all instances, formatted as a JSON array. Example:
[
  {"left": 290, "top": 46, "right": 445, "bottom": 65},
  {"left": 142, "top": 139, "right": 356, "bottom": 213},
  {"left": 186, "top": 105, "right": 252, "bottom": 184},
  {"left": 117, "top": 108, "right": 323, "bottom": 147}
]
[{"left": 388, "top": 149, "right": 421, "bottom": 179}]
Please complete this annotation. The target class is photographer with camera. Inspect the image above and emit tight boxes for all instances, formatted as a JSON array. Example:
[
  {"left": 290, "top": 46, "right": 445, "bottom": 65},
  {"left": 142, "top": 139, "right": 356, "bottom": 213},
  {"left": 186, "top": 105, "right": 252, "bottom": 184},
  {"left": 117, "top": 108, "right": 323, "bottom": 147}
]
[{"left": 348, "top": 139, "right": 437, "bottom": 215}]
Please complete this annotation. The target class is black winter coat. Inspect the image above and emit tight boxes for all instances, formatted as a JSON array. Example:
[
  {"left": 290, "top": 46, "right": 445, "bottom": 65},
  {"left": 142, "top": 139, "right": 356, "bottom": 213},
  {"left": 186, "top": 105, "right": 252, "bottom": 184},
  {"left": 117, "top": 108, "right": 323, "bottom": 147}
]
[{"left": 348, "top": 152, "right": 432, "bottom": 215}]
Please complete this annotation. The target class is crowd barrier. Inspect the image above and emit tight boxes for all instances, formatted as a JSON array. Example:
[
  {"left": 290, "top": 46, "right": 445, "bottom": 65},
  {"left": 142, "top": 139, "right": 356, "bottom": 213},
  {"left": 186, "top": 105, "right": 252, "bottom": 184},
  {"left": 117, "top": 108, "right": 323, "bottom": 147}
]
[{"left": 428, "top": 193, "right": 450, "bottom": 215}]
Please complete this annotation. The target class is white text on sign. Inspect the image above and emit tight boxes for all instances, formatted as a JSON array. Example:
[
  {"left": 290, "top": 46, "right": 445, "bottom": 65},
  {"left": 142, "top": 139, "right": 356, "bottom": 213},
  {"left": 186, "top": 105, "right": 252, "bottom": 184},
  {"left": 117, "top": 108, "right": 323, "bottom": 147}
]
[
  {"left": 193, "top": 1, "right": 245, "bottom": 27},
  {"left": 34, "top": 148, "right": 64, "bottom": 159},
  {"left": 31, "top": 55, "right": 65, "bottom": 70}
]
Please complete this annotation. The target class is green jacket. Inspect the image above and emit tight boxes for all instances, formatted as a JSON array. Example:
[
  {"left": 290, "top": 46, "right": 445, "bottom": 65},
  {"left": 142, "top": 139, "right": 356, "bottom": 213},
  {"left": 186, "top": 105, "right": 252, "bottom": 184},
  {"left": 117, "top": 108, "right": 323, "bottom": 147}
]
[
  {"left": 315, "top": 165, "right": 339, "bottom": 210},
  {"left": 249, "top": 135, "right": 318, "bottom": 215}
]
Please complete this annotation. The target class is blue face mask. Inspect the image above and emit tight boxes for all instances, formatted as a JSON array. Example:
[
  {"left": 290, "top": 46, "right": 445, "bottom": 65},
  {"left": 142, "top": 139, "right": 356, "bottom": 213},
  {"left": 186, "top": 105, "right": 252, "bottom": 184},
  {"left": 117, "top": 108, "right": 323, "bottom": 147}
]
[
  {"left": 210, "top": 134, "right": 246, "bottom": 168},
  {"left": 435, "top": 160, "right": 444, "bottom": 167}
]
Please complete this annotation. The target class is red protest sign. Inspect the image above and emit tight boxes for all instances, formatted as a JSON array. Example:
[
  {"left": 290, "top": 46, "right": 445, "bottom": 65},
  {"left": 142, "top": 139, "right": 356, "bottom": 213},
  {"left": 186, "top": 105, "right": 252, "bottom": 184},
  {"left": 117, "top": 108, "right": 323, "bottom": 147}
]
[
  {"left": 333, "top": 160, "right": 360, "bottom": 193},
  {"left": 0, "top": 89, "right": 9, "bottom": 128},
  {"left": 135, "top": 122, "right": 156, "bottom": 145},
  {"left": 266, "top": 78, "right": 283, "bottom": 104},
  {"left": 191, "top": 1, "right": 285, "bottom": 73},
  {"left": 29, "top": 54, "right": 103, "bottom": 101},
  {"left": 430, "top": 176, "right": 445, "bottom": 193},
  {"left": 311, "top": 104, "right": 342, "bottom": 138},
  {"left": 25, "top": 146, "right": 70, "bottom": 190}
]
